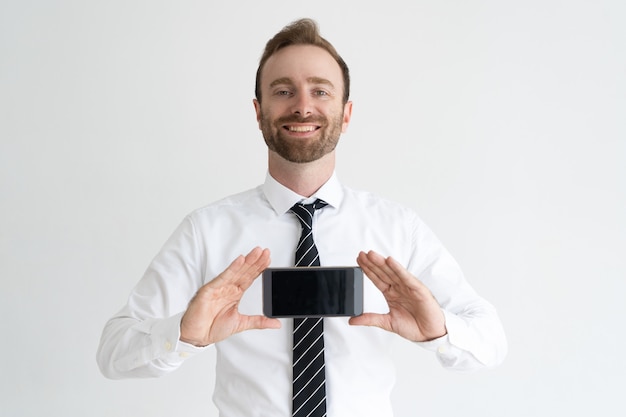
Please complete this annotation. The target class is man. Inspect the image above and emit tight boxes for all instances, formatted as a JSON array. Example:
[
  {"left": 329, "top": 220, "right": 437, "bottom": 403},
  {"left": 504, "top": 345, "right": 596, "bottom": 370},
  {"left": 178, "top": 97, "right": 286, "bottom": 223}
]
[{"left": 97, "top": 18, "right": 507, "bottom": 416}]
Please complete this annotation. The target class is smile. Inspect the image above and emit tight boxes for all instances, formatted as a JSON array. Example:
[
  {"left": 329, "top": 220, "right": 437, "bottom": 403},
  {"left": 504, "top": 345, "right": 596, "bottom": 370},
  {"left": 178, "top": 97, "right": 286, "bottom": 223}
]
[{"left": 285, "top": 125, "right": 319, "bottom": 132}]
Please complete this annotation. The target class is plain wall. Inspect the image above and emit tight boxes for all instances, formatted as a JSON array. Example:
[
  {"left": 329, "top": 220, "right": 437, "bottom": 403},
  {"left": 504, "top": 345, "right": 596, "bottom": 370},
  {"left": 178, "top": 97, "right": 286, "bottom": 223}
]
[{"left": 1, "top": 1, "right": 625, "bottom": 416}]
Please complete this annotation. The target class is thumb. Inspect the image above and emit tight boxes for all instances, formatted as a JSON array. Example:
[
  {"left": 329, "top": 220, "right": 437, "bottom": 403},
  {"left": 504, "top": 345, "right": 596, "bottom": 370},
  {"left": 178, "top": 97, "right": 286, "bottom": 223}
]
[
  {"left": 240, "top": 315, "right": 282, "bottom": 332},
  {"left": 348, "top": 313, "right": 390, "bottom": 331}
]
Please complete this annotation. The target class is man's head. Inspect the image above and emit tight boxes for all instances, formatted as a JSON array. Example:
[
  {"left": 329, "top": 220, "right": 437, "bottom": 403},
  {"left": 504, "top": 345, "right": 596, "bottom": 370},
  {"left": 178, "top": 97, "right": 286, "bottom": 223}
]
[
  {"left": 255, "top": 18, "right": 350, "bottom": 105},
  {"left": 254, "top": 19, "right": 353, "bottom": 165}
]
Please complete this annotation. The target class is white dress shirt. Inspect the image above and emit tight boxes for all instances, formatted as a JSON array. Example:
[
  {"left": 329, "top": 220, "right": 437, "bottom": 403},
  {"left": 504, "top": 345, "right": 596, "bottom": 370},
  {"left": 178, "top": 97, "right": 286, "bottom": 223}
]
[{"left": 97, "top": 172, "right": 507, "bottom": 417}]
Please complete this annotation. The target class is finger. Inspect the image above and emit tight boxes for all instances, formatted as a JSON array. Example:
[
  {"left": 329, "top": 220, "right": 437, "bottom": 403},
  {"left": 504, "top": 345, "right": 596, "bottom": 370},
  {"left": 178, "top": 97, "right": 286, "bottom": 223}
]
[
  {"left": 385, "top": 256, "right": 415, "bottom": 283},
  {"left": 211, "top": 253, "right": 247, "bottom": 286},
  {"left": 357, "top": 252, "right": 388, "bottom": 294},
  {"left": 357, "top": 251, "right": 395, "bottom": 290},
  {"left": 348, "top": 312, "right": 391, "bottom": 332},
  {"left": 363, "top": 251, "right": 420, "bottom": 292},
  {"left": 357, "top": 251, "right": 387, "bottom": 280},
  {"left": 384, "top": 256, "right": 430, "bottom": 293},
  {"left": 239, "top": 247, "right": 271, "bottom": 280},
  {"left": 220, "top": 247, "right": 270, "bottom": 286},
  {"left": 368, "top": 251, "right": 402, "bottom": 282},
  {"left": 239, "top": 315, "right": 282, "bottom": 332}
]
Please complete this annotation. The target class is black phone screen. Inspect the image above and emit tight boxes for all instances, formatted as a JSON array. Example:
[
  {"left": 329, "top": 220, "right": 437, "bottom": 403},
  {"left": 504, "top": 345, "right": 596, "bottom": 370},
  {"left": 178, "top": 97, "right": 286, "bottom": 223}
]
[{"left": 262, "top": 267, "right": 363, "bottom": 317}]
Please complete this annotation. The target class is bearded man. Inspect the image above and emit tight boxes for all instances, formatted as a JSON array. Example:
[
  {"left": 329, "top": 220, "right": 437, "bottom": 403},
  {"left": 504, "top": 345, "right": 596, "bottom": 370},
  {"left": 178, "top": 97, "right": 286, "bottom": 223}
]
[{"left": 98, "top": 18, "right": 507, "bottom": 417}]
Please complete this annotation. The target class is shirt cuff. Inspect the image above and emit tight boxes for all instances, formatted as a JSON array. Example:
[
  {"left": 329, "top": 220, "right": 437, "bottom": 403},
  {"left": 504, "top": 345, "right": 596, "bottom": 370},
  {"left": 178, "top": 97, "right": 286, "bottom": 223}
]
[
  {"left": 140, "top": 312, "right": 209, "bottom": 361},
  {"left": 415, "top": 310, "right": 472, "bottom": 368}
]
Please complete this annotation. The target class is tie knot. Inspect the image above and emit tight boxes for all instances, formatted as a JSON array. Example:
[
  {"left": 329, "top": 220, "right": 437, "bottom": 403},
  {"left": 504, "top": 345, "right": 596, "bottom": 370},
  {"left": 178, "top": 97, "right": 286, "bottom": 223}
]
[{"left": 290, "top": 199, "right": 327, "bottom": 229}]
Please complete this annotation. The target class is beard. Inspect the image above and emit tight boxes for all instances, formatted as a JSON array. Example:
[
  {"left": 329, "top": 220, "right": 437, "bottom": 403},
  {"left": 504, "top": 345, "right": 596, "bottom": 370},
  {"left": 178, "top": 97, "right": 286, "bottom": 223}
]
[{"left": 259, "top": 110, "right": 344, "bottom": 163}]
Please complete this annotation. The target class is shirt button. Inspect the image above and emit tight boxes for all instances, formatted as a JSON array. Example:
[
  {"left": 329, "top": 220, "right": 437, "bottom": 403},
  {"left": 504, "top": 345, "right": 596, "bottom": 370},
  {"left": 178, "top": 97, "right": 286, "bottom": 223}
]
[
  {"left": 164, "top": 341, "right": 173, "bottom": 352},
  {"left": 437, "top": 346, "right": 447, "bottom": 354},
  {"left": 179, "top": 352, "right": 190, "bottom": 358}
]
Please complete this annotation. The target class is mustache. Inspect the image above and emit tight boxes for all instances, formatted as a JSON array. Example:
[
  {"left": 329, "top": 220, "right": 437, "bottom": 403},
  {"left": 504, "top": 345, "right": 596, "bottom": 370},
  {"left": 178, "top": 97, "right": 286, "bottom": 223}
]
[{"left": 275, "top": 114, "right": 327, "bottom": 125}]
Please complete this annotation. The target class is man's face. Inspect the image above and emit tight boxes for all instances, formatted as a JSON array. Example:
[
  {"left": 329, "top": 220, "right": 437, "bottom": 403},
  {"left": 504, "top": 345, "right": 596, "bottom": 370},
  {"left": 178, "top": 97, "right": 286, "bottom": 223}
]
[{"left": 254, "top": 45, "right": 352, "bottom": 163}]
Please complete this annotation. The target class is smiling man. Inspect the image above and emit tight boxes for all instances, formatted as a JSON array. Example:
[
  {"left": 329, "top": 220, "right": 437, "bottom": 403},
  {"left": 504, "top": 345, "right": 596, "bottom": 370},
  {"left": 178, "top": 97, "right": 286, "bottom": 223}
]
[
  {"left": 97, "top": 18, "right": 507, "bottom": 417},
  {"left": 255, "top": 45, "right": 351, "bottom": 166}
]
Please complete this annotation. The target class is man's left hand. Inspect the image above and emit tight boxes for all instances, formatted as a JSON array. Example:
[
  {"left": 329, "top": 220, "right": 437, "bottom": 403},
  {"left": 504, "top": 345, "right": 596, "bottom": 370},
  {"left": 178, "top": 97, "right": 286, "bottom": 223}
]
[{"left": 350, "top": 250, "right": 447, "bottom": 342}]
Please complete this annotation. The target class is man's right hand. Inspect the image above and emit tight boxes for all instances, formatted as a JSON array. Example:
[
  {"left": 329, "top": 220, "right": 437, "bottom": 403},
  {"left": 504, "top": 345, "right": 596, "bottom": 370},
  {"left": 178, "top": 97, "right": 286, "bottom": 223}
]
[{"left": 179, "top": 247, "right": 280, "bottom": 347}]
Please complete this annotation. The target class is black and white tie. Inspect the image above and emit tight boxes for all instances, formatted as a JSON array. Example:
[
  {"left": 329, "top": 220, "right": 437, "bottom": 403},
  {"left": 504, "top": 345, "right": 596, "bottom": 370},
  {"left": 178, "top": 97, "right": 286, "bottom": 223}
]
[{"left": 290, "top": 199, "right": 328, "bottom": 417}]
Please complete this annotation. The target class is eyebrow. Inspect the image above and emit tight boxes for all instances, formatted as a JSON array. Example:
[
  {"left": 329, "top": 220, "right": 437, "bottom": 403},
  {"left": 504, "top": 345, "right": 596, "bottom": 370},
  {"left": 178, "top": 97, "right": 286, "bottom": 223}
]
[{"left": 269, "top": 77, "right": 336, "bottom": 89}]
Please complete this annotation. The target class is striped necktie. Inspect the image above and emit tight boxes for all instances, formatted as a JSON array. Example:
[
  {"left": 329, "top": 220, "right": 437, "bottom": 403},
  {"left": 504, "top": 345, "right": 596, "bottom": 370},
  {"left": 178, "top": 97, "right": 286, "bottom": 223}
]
[{"left": 290, "top": 199, "right": 328, "bottom": 417}]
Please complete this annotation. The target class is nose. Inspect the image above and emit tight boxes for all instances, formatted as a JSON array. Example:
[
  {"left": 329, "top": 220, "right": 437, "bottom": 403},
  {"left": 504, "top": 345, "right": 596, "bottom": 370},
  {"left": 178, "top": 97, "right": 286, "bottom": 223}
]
[{"left": 291, "top": 93, "right": 313, "bottom": 117}]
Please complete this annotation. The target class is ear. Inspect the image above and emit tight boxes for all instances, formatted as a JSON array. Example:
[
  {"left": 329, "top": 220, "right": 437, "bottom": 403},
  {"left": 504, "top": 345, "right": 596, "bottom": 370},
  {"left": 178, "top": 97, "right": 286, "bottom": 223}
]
[
  {"left": 341, "top": 101, "right": 353, "bottom": 133},
  {"left": 253, "top": 99, "right": 262, "bottom": 127}
]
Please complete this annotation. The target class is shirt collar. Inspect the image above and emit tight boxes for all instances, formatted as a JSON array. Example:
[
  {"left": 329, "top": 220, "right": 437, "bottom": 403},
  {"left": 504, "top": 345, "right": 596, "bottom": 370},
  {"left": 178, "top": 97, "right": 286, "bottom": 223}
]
[{"left": 263, "top": 171, "right": 343, "bottom": 215}]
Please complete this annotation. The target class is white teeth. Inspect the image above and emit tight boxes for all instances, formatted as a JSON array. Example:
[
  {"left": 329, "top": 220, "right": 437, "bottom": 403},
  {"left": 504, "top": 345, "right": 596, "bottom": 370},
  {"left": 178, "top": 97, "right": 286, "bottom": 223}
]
[{"left": 288, "top": 125, "right": 316, "bottom": 132}]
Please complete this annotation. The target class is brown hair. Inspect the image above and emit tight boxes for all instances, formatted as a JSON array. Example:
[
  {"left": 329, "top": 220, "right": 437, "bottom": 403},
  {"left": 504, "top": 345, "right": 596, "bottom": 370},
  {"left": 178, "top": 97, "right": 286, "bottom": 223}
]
[{"left": 255, "top": 18, "right": 350, "bottom": 104}]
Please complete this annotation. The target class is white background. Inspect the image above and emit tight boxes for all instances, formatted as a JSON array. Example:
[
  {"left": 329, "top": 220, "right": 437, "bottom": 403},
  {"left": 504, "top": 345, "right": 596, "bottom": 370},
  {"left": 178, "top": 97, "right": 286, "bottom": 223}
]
[{"left": 1, "top": 1, "right": 625, "bottom": 416}]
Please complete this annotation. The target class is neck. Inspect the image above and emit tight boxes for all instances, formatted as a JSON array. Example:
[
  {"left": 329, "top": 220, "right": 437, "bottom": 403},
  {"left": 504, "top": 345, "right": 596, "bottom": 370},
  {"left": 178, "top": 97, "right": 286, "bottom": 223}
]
[{"left": 268, "top": 151, "right": 335, "bottom": 197}]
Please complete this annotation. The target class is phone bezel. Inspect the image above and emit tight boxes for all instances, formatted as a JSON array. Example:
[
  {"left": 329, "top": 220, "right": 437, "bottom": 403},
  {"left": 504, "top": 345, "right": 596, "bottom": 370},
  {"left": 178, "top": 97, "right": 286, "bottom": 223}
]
[{"left": 262, "top": 266, "right": 364, "bottom": 318}]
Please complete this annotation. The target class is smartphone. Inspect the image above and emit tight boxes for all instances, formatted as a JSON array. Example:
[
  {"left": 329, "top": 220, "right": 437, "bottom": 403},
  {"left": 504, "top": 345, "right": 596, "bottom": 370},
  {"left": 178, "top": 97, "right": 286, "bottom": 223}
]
[{"left": 262, "top": 267, "right": 363, "bottom": 318}]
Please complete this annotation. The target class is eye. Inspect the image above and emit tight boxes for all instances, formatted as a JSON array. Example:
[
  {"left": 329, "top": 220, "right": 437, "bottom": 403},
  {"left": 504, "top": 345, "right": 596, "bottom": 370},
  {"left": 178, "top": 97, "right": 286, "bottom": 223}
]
[
  {"left": 275, "top": 89, "right": 293, "bottom": 97},
  {"left": 314, "top": 90, "right": 329, "bottom": 96}
]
